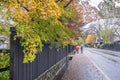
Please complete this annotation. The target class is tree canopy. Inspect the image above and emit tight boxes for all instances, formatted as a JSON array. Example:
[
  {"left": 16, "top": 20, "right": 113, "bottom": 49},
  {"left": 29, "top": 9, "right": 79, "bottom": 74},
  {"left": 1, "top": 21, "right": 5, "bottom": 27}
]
[
  {"left": 100, "top": 27, "right": 113, "bottom": 43},
  {"left": 0, "top": 0, "right": 80, "bottom": 63},
  {"left": 85, "top": 34, "right": 96, "bottom": 44}
]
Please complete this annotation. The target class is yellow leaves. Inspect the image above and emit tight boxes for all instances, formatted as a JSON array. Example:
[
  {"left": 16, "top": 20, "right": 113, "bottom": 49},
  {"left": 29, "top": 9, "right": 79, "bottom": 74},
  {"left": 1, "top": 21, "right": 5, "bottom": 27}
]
[
  {"left": 15, "top": 25, "right": 42, "bottom": 63},
  {"left": 23, "top": 53, "right": 36, "bottom": 63},
  {"left": 23, "top": 54, "right": 28, "bottom": 63},
  {"left": 1, "top": 0, "right": 76, "bottom": 63},
  {"left": 0, "top": 25, "right": 9, "bottom": 36},
  {"left": 8, "top": 0, "right": 36, "bottom": 23},
  {"left": 7, "top": 0, "right": 61, "bottom": 22},
  {"left": 39, "top": 0, "right": 61, "bottom": 20},
  {"left": 28, "top": 53, "right": 36, "bottom": 61},
  {"left": 23, "top": 41, "right": 38, "bottom": 63},
  {"left": 85, "top": 34, "right": 96, "bottom": 44},
  {"left": 14, "top": 11, "right": 31, "bottom": 23},
  {"left": 0, "top": 26, "right": 2, "bottom": 30}
]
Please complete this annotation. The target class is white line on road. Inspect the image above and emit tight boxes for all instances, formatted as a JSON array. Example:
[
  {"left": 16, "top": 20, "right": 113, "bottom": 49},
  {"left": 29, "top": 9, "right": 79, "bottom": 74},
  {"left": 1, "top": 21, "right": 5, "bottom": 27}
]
[{"left": 85, "top": 53, "right": 112, "bottom": 80}]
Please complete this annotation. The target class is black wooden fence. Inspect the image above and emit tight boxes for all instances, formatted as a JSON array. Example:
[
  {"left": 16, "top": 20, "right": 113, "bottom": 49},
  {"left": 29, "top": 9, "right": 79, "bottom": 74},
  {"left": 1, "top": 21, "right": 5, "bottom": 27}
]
[
  {"left": 68, "top": 44, "right": 75, "bottom": 53},
  {"left": 103, "top": 43, "right": 120, "bottom": 51},
  {"left": 8, "top": 27, "right": 75, "bottom": 80}
]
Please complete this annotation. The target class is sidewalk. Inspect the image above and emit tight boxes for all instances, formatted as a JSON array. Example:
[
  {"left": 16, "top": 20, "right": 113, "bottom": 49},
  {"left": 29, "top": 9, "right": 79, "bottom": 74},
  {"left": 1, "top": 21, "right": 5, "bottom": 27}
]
[{"left": 61, "top": 52, "right": 108, "bottom": 80}]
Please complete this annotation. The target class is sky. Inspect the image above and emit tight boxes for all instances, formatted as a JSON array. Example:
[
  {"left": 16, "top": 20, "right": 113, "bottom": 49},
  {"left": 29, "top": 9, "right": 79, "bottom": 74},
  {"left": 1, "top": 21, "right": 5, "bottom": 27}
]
[
  {"left": 114, "top": 2, "right": 120, "bottom": 7},
  {"left": 88, "top": 0, "right": 103, "bottom": 9},
  {"left": 79, "top": 0, "right": 104, "bottom": 10},
  {"left": 80, "top": 0, "right": 120, "bottom": 10},
  {"left": 86, "top": 0, "right": 120, "bottom": 8}
]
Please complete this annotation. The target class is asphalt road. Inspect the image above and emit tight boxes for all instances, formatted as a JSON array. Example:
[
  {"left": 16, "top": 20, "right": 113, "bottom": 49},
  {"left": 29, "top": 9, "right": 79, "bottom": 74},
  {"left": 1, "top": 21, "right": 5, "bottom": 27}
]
[{"left": 85, "top": 48, "right": 120, "bottom": 80}]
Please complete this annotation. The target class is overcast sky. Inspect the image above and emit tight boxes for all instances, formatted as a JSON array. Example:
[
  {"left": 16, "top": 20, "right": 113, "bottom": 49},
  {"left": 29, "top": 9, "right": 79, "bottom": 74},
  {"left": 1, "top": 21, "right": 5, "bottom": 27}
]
[
  {"left": 88, "top": 0, "right": 120, "bottom": 8},
  {"left": 79, "top": 0, "right": 103, "bottom": 10},
  {"left": 89, "top": 0, "right": 103, "bottom": 9}
]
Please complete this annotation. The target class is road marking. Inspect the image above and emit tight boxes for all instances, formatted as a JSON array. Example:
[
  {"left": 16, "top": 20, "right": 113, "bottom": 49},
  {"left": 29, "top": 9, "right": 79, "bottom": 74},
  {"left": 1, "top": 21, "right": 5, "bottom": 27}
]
[{"left": 85, "top": 53, "right": 112, "bottom": 80}]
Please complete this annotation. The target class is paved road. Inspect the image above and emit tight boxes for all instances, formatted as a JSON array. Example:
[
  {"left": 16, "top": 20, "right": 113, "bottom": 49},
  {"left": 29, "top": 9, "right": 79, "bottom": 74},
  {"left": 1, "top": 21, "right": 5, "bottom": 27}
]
[
  {"left": 61, "top": 48, "right": 108, "bottom": 80},
  {"left": 85, "top": 48, "right": 120, "bottom": 80},
  {"left": 61, "top": 48, "right": 120, "bottom": 80}
]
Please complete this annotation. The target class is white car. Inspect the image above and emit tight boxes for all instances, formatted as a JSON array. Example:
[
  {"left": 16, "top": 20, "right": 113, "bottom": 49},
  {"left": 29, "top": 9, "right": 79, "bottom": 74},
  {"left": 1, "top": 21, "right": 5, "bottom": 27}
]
[{"left": 0, "top": 36, "right": 9, "bottom": 49}]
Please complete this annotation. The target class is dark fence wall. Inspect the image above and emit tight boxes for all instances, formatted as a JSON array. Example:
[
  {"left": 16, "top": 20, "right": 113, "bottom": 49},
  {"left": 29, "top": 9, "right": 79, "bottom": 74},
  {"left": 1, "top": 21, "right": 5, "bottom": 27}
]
[
  {"left": 10, "top": 27, "right": 74, "bottom": 80},
  {"left": 103, "top": 43, "right": 120, "bottom": 51},
  {"left": 68, "top": 44, "right": 75, "bottom": 53}
]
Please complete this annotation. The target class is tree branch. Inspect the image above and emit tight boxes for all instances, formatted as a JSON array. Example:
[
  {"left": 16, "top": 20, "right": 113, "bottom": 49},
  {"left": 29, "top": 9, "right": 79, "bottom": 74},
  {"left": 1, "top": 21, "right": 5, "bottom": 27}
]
[
  {"left": 60, "top": 0, "right": 64, "bottom": 2},
  {"left": 56, "top": 0, "right": 62, "bottom": 2},
  {"left": 17, "top": 0, "right": 30, "bottom": 12},
  {"left": 64, "top": 0, "right": 73, "bottom": 8},
  {"left": 23, "top": 6, "right": 30, "bottom": 12}
]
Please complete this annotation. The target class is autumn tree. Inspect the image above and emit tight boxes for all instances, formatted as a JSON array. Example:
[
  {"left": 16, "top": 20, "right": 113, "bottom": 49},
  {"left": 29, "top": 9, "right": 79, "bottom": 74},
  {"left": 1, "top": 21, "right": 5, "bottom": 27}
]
[
  {"left": 61, "top": 0, "right": 84, "bottom": 41},
  {"left": 0, "top": 0, "right": 80, "bottom": 63},
  {"left": 100, "top": 26, "right": 114, "bottom": 43},
  {"left": 98, "top": 0, "right": 120, "bottom": 18},
  {"left": 85, "top": 34, "right": 96, "bottom": 44}
]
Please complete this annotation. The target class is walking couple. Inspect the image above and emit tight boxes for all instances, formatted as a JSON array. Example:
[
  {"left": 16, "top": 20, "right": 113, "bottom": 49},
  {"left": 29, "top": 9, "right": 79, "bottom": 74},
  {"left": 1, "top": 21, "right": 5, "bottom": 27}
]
[{"left": 75, "top": 44, "right": 84, "bottom": 54}]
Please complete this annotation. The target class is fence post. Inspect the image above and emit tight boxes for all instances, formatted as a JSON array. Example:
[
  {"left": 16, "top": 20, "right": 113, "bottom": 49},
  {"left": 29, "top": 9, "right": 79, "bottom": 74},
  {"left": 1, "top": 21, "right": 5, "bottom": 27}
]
[
  {"left": 66, "top": 45, "right": 68, "bottom": 67},
  {"left": 10, "top": 27, "right": 16, "bottom": 80}
]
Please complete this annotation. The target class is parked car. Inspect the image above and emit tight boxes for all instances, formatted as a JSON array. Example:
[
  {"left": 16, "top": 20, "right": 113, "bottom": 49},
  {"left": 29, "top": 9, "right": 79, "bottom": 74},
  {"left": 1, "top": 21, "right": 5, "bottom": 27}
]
[{"left": 0, "top": 36, "right": 9, "bottom": 49}]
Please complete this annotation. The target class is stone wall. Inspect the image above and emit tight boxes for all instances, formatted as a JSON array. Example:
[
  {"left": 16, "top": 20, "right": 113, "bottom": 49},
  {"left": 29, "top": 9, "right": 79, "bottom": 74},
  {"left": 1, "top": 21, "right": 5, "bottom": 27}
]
[{"left": 35, "top": 57, "right": 67, "bottom": 80}]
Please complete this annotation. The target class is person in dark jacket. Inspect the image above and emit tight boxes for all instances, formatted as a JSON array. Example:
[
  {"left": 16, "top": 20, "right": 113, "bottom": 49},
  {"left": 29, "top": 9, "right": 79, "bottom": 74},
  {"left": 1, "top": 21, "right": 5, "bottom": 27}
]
[{"left": 80, "top": 44, "right": 84, "bottom": 53}]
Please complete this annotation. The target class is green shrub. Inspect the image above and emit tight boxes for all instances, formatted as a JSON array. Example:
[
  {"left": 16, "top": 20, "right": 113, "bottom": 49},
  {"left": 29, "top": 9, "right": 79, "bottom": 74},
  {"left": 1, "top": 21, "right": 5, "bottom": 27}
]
[
  {"left": 0, "top": 53, "right": 10, "bottom": 80},
  {"left": 0, "top": 71, "right": 9, "bottom": 80},
  {"left": 0, "top": 53, "right": 10, "bottom": 68},
  {"left": 97, "top": 44, "right": 104, "bottom": 49}
]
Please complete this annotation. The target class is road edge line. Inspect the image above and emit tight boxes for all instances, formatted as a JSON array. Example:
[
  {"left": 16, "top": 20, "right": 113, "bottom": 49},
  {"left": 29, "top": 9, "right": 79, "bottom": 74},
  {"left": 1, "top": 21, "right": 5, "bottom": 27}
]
[{"left": 85, "top": 53, "right": 111, "bottom": 80}]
